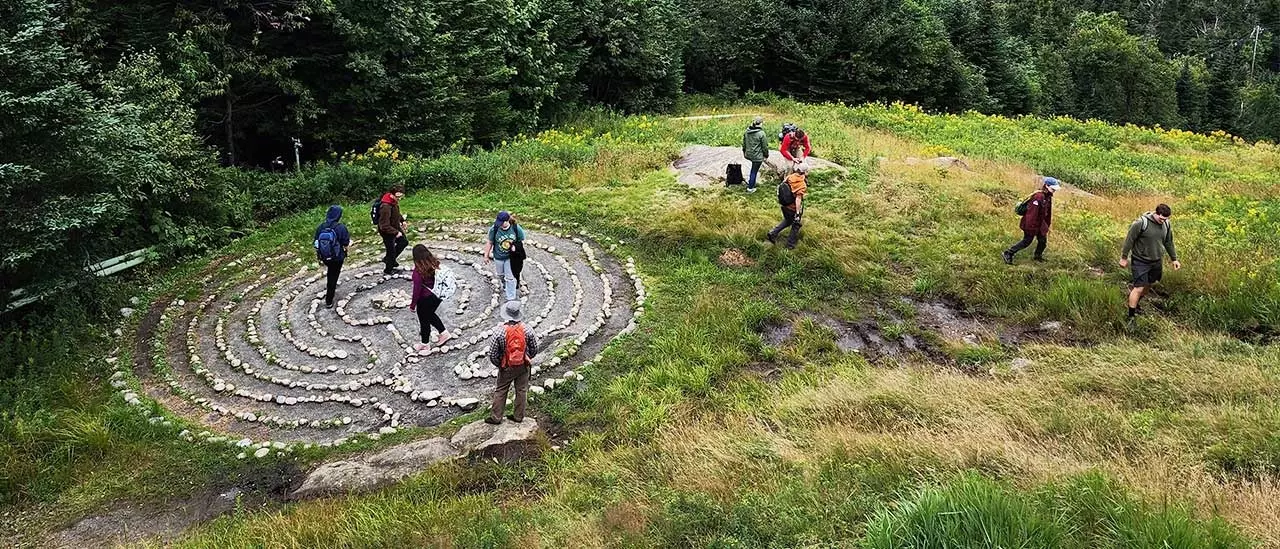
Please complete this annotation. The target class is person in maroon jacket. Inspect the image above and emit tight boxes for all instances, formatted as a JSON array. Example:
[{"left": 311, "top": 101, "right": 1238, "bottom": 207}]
[{"left": 1003, "top": 177, "right": 1061, "bottom": 264}]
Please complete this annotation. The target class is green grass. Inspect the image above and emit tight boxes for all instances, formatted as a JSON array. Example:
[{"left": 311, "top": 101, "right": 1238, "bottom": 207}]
[{"left": 5, "top": 98, "right": 1280, "bottom": 546}]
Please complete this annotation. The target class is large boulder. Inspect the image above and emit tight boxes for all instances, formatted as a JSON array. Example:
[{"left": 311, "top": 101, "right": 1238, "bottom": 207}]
[
  {"left": 451, "top": 418, "right": 542, "bottom": 460},
  {"left": 672, "top": 145, "right": 847, "bottom": 188},
  {"left": 292, "top": 420, "right": 542, "bottom": 499}
]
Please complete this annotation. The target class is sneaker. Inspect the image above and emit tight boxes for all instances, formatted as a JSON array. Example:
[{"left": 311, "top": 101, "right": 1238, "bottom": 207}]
[
  {"left": 413, "top": 342, "right": 430, "bottom": 352},
  {"left": 484, "top": 417, "right": 502, "bottom": 425},
  {"left": 506, "top": 414, "right": 523, "bottom": 423},
  {"left": 785, "top": 243, "right": 796, "bottom": 250},
  {"left": 325, "top": 301, "right": 334, "bottom": 309},
  {"left": 1033, "top": 256, "right": 1045, "bottom": 262},
  {"left": 747, "top": 187, "right": 757, "bottom": 193},
  {"left": 436, "top": 331, "right": 454, "bottom": 346},
  {"left": 1002, "top": 251, "right": 1014, "bottom": 265}
]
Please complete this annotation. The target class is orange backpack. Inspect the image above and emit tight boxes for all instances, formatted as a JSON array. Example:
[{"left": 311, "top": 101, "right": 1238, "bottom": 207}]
[{"left": 501, "top": 324, "right": 527, "bottom": 368}]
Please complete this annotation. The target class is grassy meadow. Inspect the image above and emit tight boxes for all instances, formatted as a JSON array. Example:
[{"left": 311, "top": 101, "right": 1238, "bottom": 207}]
[{"left": 4, "top": 98, "right": 1280, "bottom": 547}]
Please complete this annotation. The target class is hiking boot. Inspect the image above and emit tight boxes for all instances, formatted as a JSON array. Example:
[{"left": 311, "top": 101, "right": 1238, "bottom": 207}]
[
  {"left": 766, "top": 232, "right": 777, "bottom": 245},
  {"left": 1002, "top": 250, "right": 1014, "bottom": 265},
  {"left": 506, "top": 414, "right": 523, "bottom": 423},
  {"left": 484, "top": 417, "right": 502, "bottom": 425},
  {"left": 785, "top": 243, "right": 796, "bottom": 250},
  {"left": 1033, "top": 256, "right": 1045, "bottom": 262}
]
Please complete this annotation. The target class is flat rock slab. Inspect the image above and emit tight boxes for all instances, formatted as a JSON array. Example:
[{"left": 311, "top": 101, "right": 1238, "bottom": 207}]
[
  {"left": 673, "top": 145, "right": 847, "bottom": 188},
  {"left": 292, "top": 419, "right": 540, "bottom": 499}
]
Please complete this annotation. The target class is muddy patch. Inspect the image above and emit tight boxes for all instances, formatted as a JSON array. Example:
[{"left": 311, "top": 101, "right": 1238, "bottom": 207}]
[
  {"left": 761, "top": 311, "right": 922, "bottom": 362},
  {"left": 761, "top": 299, "right": 1073, "bottom": 370},
  {"left": 718, "top": 248, "right": 755, "bottom": 268},
  {"left": 41, "top": 461, "right": 301, "bottom": 548}
]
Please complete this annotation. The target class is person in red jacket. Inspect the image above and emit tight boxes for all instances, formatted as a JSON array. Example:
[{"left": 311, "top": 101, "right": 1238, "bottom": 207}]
[
  {"left": 1003, "top": 177, "right": 1061, "bottom": 264},
  {"left": 780, "top": 126, "right": 811, "bottom": 167}
]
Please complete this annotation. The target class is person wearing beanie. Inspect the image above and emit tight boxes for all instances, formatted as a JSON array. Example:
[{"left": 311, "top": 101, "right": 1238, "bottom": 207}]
[
  {"left": 484, "top": 211, "right": 526, "bottom": 301},
  {"left": 742, "top": 116, "right": 769, "bottom": 193},
  {"left": 1003, "top": 176, "right": 1062, "bottom": 264}
]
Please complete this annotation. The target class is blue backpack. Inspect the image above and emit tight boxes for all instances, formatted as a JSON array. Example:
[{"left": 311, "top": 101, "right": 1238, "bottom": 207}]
[{"left": 316, "top": 225, "right": 341, "bottom": 264}]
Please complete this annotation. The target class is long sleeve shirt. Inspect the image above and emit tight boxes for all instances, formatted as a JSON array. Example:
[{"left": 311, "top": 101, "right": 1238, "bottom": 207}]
[
  {"left": 1121, "top": 214, "right": 1178, "bottom": 263},
  {"left": 487, "top": 323, "right": 541, "bottom": 367},
  {"left": 410, "top": 268, "right": 435, "bottom": 304},
  {"left": 780, "top": 133, "right": 811, "bottom": 162}
]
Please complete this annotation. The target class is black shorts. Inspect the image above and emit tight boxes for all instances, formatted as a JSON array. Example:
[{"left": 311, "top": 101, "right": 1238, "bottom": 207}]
[{"left": 1130, "top": 260, "right": 1162, "bottom": 287}]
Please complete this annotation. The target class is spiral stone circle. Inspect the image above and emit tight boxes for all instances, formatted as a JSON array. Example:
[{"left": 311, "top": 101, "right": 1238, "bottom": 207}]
[{"left": 113, "top": 217, "right": 645, "bottom": 457}]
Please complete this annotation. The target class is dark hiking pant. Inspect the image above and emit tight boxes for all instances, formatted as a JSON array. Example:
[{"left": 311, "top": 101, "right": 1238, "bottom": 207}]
[
  {"left": 415, "top": 295, "right": 445, "bottom": 343},
  {"left": 382, "top": 233, "right": 408, "bottom": 272},
  {"left": 324, "top": 259, "right": 344, "bottom": 305},
  {"left": 490, "top": 364, "right": 530, "bottom": 422},
  {"left": 768, "top": 207, "right": 802, "bottom": 248},
  {"left": 1007, "top": 231, "right": 1047, "bottom": 259}
]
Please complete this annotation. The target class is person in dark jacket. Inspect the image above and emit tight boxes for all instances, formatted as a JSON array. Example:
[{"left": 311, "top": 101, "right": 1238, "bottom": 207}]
[
  {"left": 742, "top": 116, "right": 769, "bottom": 193},
  {"left": 1120, "top": 203, "right": 1181, "bottom": 322},
  {"left": 485, "top": 300, "right": 540, "bottom": 425},
  {"left": 1003, "top": 177, "right": 1061, "bottom": 264},
  {"left": 377, "top": 185, "right": 408, "bottom": 275},
  {"left": 313, "top": 205, "right": 351, "bottom": 308}
]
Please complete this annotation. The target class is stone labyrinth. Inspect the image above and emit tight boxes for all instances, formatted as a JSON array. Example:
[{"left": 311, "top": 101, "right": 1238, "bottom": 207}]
[{"left": 119, "top": 218, "right": 644, "bottom": 457}]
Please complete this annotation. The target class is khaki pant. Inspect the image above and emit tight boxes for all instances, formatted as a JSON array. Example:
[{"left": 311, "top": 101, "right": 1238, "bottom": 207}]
[{"left": 490, "top": 364, "right": 530, "bottom": 422}]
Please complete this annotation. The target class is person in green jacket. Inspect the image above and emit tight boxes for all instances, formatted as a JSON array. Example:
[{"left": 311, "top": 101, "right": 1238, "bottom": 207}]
[
  {"left": 1119, "top": 203, "right": 1182, "bottom": 322},
  {"left": 742, "top": 116, "right": 769, "bottom": 193}
]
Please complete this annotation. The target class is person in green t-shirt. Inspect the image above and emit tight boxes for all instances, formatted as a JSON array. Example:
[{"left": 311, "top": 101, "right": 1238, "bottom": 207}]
[
  {"left": 1119, "top": 203, "right": 1182, "bottom": 322},
  {"left": 484, "top": 211, "right": 526, "bottom": 302}
]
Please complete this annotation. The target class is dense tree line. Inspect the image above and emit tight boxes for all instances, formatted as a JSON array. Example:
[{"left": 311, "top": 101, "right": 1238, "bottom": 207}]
[{"left": 3, "top": 0, "right": 1279, "bottom": 296}]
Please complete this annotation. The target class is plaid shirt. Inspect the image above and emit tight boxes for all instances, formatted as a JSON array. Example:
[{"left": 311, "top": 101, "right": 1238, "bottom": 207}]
[{"left": 487, "top": 323, "right": 540, "bottom": 367}]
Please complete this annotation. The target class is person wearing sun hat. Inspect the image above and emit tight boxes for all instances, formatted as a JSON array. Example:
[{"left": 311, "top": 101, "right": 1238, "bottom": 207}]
[
  {"left": 1003, "top": 176, "right": 1061, "bottom": 264},
  {"left": 485, "top": 300, "right": 541, "bottom": 425},
  {"left": 484, "top": 211, "right": 526, "bottom": 301}
]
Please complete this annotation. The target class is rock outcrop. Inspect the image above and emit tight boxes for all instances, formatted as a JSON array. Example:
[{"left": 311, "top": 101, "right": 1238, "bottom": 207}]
[
  {"left": 672, "top": 145, "right": 847, "bottom": 188},
  {"left": 291, "top": 419, "right": 541, "bottom": 499}
]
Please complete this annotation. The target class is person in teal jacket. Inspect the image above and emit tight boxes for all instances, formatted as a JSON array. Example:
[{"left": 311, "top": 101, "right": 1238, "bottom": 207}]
[{"left": 742, "top": 116, "right": 769, "bottom": 193}]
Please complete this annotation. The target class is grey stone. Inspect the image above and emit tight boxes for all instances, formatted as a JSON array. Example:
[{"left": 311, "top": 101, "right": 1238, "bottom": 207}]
[
  {"left": 450, "top": 418, "right": 540, "bottom": 453},
  {"left": 1010, "top": 358, "right": 1034, "bottom": 372},
  {"left": 292, "top": 437, "right": 462, "bottom": 499}
]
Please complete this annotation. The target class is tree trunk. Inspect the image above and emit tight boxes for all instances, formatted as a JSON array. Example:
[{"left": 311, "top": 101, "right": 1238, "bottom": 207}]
[{"left": 225, "top": 92, "right": 237, "bottom": 166}]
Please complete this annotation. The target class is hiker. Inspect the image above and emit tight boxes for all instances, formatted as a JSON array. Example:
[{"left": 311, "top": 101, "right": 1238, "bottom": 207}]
[
  {"left": 779, "top": 124, "right": 811, "bottom": 168},
  {"left": 1003, "top": 177, "right": 1061, "bottom": 264},
  {"left": 1120, "top": 204, "right": 1181, "bottom": 322},
  {"left": 313, "top": 205, "right": 351, "bottom": 309},
  {"left": 485, "top": 300, "right": 540, "bottom": 424},
  {"left": 484, "top": 211, "right": 526, "bottom": 302},
  {"left": 375, "top": 185, "right": 408, "bottom": 275},
  {"left": 742, "top": 116, "right": 769, "bottom": 193},
  {"left": 507, "top": 214, "right": 527, "bottom": 294},
  {"left": 408, "top": 245, "right": 453, "bottom": 351},
  {"left": 767, "top": 161, "right": 808, "bottom": 249}
]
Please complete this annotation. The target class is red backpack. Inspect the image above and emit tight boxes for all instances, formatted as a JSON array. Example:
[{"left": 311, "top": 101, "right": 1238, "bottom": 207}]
[{"left": 501, "top": 324, "right": 527, "bottom": 368}]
